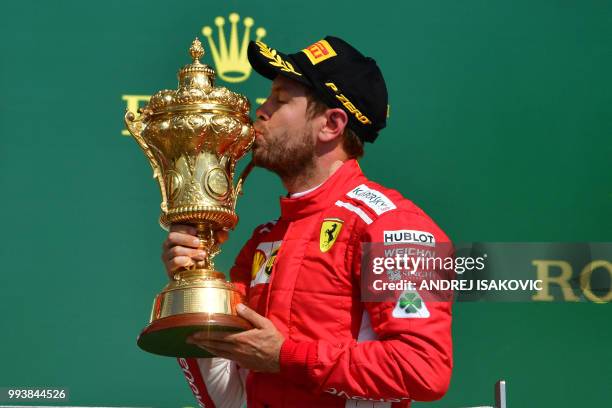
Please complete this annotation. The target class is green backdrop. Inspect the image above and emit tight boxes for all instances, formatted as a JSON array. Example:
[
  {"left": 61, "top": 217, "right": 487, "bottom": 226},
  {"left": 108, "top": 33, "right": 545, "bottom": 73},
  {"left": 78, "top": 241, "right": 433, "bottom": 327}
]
[{"left": 1, "top": 1, "right": 610, "bottom": 407}]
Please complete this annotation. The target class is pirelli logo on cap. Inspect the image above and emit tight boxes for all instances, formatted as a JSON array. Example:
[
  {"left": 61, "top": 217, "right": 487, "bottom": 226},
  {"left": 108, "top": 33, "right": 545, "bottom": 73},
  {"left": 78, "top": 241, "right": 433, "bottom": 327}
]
[{"left": 302, "top": 40, "right": 337, "bottom": 65}]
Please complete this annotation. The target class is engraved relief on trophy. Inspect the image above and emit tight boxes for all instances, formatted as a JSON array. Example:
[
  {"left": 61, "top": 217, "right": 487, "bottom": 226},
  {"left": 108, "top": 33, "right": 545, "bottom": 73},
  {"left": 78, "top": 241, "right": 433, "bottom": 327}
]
[
  {"left": 211, "top": 114, "right": 241, "bottom": 153},
  {"left": 165, "top": 170, "right": 184, "bottom": 202},
  {"left": 205, "top": 167, "right": 230, "bottom": 199}
]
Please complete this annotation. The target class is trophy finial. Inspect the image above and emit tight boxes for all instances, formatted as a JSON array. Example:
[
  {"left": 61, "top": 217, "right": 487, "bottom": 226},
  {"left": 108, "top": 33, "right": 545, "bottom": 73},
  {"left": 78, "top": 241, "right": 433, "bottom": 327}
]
[{"left": 190, "top": 37, "right": 205, "bottom": 62}]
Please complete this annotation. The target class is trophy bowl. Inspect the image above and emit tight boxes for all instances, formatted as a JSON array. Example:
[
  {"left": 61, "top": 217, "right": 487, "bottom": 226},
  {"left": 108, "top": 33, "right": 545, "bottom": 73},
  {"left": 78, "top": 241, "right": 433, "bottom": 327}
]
[{"left": 124, "top": 38, "right": 255, "bottom": 357}]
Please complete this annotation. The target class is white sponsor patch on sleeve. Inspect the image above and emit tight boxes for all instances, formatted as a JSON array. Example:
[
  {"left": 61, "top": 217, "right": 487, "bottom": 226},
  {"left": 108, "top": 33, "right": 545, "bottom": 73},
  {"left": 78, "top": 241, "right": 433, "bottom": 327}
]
[
  {"left": 335, "top": 200, "right": 373, "bottom": 225},
  {"left": 383, "top": 229, "right": 436, "bottom": 247},
  {"left": 346, "top": 184, "right": 396, "bottom": 216}
]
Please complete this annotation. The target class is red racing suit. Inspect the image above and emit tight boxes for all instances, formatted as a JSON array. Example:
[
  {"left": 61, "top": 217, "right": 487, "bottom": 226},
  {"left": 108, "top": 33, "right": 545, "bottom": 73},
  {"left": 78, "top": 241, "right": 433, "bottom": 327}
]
[{"left": 178, "top": 159, "right": 453, "bottom": 407}]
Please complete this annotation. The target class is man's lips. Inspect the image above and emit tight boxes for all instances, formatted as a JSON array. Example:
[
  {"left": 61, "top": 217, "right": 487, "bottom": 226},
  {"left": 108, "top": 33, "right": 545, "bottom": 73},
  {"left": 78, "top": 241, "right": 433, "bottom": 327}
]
[
  {"left": 253, "top": 130, "right": 264, "bottom": 148},
  {"left": 254, "top": 128, "right": 265, "bottom": 141},
  {"left": 253, "top": 120, "right": 265, "bottom": 135}
]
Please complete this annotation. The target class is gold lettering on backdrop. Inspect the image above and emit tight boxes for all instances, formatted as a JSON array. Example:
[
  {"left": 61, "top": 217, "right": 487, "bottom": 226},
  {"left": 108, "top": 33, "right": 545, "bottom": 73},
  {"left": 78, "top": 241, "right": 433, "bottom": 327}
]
[
  {"left": 531, "top": 260, "right": 580, "bottom": 302},
  {"left": 121, "top": 95, "right": 150, "bottom": 135},
  {"left": 579, "top": 260, "right": 612, "bottom": 303}
]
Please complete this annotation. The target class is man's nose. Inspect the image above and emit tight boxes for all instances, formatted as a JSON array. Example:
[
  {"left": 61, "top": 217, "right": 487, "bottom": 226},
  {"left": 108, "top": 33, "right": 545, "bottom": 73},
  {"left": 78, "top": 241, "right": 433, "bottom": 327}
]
[{"left": 255, "top": 99, "right": 270, "bottom": 121}]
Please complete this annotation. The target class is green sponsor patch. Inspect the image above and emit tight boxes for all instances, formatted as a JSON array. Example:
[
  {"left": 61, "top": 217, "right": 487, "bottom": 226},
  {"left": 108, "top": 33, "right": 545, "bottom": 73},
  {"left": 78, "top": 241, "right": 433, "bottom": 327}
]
[{"left": 399, "top": 291, "right": 423, "bottom": 314}]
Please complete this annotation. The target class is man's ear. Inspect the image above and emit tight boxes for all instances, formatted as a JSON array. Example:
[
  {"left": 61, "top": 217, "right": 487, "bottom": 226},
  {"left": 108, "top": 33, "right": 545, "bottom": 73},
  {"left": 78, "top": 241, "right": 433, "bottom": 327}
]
[{"left": 318, "top": 108, "right": 348, "bottom": 143}]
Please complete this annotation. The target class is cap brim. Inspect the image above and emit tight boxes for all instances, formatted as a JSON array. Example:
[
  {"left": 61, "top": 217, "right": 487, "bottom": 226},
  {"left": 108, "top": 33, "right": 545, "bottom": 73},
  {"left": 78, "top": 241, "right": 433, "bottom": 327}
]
[{"left": 247, "top": 41, "right": 312, "bottom": 87}]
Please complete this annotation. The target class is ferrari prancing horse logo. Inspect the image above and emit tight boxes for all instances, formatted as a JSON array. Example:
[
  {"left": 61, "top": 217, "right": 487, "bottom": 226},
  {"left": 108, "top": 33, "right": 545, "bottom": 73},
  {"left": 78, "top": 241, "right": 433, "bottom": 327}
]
[{"left": 320, "top": 218, "right": 343, "bottom": 252}]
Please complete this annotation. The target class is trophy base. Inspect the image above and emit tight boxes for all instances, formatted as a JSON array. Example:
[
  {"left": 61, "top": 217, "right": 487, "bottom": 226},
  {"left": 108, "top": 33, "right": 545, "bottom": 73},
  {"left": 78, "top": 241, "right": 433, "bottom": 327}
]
[{"left": 137, "top": 312, "right": 252, "bottom": 357}]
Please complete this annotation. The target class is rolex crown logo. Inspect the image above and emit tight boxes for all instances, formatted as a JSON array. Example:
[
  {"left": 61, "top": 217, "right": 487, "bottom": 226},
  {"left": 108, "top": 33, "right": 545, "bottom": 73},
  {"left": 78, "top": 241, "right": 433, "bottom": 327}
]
[{"left": 202, "top": 12, "right": 267, "bottom": 83}]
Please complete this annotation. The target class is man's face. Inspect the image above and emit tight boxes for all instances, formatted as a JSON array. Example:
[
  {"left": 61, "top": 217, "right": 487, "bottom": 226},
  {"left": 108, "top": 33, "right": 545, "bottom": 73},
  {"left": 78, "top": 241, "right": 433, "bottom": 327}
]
[{"left": 253, "top": 76, "right": 318, "bottom": 179}]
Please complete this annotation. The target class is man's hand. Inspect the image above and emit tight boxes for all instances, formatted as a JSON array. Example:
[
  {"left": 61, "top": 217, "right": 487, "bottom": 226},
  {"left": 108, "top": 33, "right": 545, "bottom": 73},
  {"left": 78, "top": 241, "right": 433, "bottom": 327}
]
[
  {"left": 187, "top": 304, "right": 285, "bottom": 373},
  {"left": 161, "top": 224, "right": 207, "bottom": 279}
]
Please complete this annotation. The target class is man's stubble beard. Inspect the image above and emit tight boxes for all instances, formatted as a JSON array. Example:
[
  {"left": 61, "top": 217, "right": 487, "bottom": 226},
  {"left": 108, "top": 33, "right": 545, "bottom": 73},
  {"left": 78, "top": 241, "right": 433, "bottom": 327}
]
[{"left": 252, "top": 127, "right": 316, "bottom": 182}]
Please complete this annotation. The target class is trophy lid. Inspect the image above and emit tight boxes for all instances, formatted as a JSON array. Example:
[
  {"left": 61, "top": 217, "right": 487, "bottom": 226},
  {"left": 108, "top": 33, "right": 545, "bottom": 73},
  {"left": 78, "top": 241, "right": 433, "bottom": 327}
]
[
  {"left": 178, "top": 37, "right": 216, "bottom": 86},
  {"left": 146, "top": 38, "right": 250, "bottom": 116}
]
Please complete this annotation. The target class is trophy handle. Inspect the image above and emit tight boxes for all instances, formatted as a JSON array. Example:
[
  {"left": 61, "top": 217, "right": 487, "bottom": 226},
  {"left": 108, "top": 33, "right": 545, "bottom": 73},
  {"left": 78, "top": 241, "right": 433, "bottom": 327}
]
[
  {"left": 233, "top": 160, "right": 254, "bottom": 207},
  {"left": 124, "top": 109, "right": 169, "bottom": 214}
]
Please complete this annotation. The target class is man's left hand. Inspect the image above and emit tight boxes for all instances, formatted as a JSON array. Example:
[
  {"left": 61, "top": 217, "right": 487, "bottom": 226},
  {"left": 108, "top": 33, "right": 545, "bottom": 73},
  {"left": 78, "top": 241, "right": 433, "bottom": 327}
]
[{"left": 187, "top": 303, "right": 285, "bottom": 373}]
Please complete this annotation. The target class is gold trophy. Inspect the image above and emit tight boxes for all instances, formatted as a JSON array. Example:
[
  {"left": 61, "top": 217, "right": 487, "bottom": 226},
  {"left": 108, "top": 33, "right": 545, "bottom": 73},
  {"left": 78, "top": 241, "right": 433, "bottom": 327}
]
[{"left": 124, "top": 38, "right": 255, "bottom": 357}]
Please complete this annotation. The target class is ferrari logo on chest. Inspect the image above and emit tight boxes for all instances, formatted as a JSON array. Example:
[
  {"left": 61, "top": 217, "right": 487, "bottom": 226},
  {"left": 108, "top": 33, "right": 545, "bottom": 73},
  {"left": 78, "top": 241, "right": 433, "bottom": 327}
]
[{"left": 320, "top": 218, "right": 343, "bottom": 252}]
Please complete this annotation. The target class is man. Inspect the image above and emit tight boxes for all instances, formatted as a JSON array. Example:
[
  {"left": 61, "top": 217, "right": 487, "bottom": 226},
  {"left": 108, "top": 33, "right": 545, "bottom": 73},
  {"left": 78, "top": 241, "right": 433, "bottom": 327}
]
[{"left": 163, "top": 36, "right": 453, "bottom": 407}]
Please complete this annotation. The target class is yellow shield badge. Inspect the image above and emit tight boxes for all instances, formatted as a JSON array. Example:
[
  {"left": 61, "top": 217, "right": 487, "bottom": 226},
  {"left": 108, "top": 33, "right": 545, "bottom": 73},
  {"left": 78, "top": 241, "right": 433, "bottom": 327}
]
[
  {"left": 251, "top": 249, "right": 266, "bottom": 279},
  {"left": 320, "top": 218, "right": 343, "bottom": 252}
]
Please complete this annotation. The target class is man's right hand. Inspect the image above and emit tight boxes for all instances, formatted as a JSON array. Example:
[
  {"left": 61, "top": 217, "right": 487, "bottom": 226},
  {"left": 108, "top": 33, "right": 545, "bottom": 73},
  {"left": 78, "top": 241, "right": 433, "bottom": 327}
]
[{"left": 161, "top": 224, "right": 207, "bottom": 279}]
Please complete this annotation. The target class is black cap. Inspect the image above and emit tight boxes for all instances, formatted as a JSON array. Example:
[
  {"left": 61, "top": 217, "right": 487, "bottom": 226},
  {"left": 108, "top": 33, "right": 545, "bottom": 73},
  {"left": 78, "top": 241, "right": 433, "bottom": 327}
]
[{"left": 247, "top": 36, "right": 388, "bottom": 143}]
